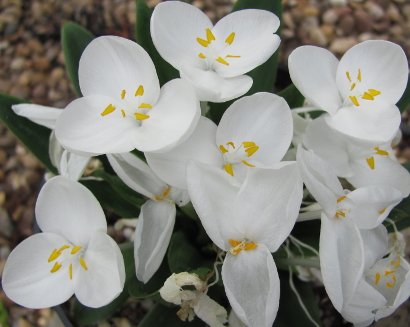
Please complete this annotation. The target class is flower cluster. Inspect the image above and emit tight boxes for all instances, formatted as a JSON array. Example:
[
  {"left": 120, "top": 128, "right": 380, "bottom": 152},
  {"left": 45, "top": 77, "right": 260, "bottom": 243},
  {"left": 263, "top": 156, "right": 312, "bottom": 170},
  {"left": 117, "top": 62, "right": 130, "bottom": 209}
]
[{"left": 4, "top": 1, "right": 410, "bottom": 327}]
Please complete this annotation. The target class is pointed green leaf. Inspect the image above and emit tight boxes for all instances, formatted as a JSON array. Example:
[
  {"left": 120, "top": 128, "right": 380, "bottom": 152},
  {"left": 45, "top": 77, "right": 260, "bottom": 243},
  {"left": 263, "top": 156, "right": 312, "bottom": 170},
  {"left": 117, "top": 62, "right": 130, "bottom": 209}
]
[
  {"left": 397, "top": 73, "right": 410, "bottom": 113},
  {"left": 279, "top": 83, "right": 305, "bottom": 109},
  {"left": 61, "top": 21, "right": 95, "bottom": 97},
  {"left": 73, "top": 243, "right": 135, "bottom": 325}
]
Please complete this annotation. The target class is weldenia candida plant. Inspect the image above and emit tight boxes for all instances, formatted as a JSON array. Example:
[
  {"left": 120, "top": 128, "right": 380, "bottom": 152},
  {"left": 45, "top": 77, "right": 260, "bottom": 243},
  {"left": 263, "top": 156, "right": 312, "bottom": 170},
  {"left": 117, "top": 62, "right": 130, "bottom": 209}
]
[{"left": 2, "top": 1, "right": 410, "bottom": 326}]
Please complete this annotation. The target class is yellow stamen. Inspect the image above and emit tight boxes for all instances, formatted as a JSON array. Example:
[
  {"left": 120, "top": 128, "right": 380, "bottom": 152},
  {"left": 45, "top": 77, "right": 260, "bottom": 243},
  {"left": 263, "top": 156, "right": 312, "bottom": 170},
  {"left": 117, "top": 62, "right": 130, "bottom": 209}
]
[
  {"left": 138, "top": 103, "right": 152, "bottom": 109},
  {"left": 163, "top": 187, "right": 170, "bottom": 197},
  {"left": 101, "top": 104, "right": 116, "bottom": 116},
  {"left": 50, "top": 262, "right": 62, "bottom": 273},
  {"left": 241, "top": 160, "right": 255, "bottom": 167},
  {"left": 71, "top": 246, "right": 82, "bottom": 255},
  {"left": 350, "top": 83, "right": 356, "bottom": 91},
  {"left": 242, "top": 142, "right": 256, "bottom": 148},
  {"left": 206, "top": 28, "right": 215, "bottom": 42},
  {"left": 121, "top": 109, "right": 126, "bottom": 117},
  {"left": 366, "top": 157, "right": 375, "bottom": 170},
  {"left": 391, "top": 256, "right": 401, "bottom": 268},
  {"left": 225, "top": 32, "right": 235, "bottom": 45},
  {"left": 357, "top": 69, "right": 362, "bottom": 82},
  {"left": 226, "top": 55, "right": 241, "bottom": 58},
  {"left": 79, "top": 257, "right": 88, "bottom": 271},
  {"left": 379, "top": 208, "right": 386, "bottom": 214},
  {"left": 349, "top": 96, "right": 360, "bottom": 106},
  {"left": 346, "top": 71, "right": 351, "bottom": 82},
  {"left": 198, "top": 53, "right": 206, "bottom": 59},
  {"left": 69, "top": 264, "right": 73, "bottom": 280},
  {"left": 335, "top": 211, "right": 346, "bottom": 218},
  {"left": 368, "top": 89, "right": 381, "bottom": 97},
  {"left": 135, "top": 85, "right": 144, "bottom": 96},
  {"left": 197, "top": 37, "right": 210, "bottom": 47},
  {"left": 374, "top": 147, "right": 388, "bottom": 156},
  {"left": 121, "top": 90, "right": 126, "bottom": 99},
  {"left": 229, "top": 239, "right": 241, "bottom": 247},
  {"left": 134, "top": 113, "right": 150, "bottom": 120},
  {"left": 58, "top": 245, "right": 70, "bottom": 252},
  {"left": 224, "top": 164, "right": 234, "bottom": 176},
  {"left": 215, "top": 57, "right": 229, "bottom": 66},
  {"left": 375, "top": 272, "right": 380, "bottom": 285},
  {"left": 361, "top": 92, "right": 374, "bottom": 101},
  {"left": 245, "top": 146, "right": 259, "bottom": 157},
  {"left": 384, "top": 270, "right": 397, "bottom": 276},
  {"left": 228, "top": 239, "right": 258, "bottom": 256},
  {"left": 244, "top": 243, "right": 258, "bottom": 251},
  {"left": 226, "top": 142, "right": 235, "bottom": 149},
  {"left": 48, "top": 249, "right": 61, "bottom": 262},
  {"left": 219, "top": 145, "right": 228, "bottom": 154},
  {"left": 155, "top": 196, "right": 164, "bottom": 201},
  {"left": 386, "top": 275, "right": 397, "bottom": 288},
  {"left": 337, "top": 196, "right": 346, "bottom": 203}
]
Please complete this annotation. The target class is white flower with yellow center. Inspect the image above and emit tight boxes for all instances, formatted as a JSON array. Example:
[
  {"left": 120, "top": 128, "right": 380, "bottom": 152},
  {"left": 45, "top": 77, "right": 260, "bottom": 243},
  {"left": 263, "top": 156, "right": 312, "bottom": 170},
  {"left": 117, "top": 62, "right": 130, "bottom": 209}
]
[
  {"left": 55, "top": 36, "right": 200, "bottom": 156},
  {"left": 2, "top": 176, "right": 125, "bottom": 309},
  {"left": 151, "top": 1, "right": 280, "bottom": 102},
  {"left": 289, "top": 40, "right": 408, "bottom": 147},
  {"left": 186, "top": 161, "right": 303, "bottom": 327}
]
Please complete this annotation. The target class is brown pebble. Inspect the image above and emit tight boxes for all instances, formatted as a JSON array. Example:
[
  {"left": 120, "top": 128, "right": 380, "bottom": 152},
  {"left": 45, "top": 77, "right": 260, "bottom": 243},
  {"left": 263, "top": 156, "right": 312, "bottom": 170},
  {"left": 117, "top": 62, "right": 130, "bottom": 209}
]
[
  {"left": 365, "top": 1, "right": 385, "bottom": 21},
  {"left": 27, "top": 38, "right": 44, "bottom": 55},
  {"left": 33, "top": 56, "right": 50, "bottom": 71},
  {"left": 0, "top": 149, "right": 7, "bottom": 166},
  {"left": 18, "top": 71, "right": 32, "bottom": 86},
  {"left": 354, "top": 10, "right": 373, "bottom": 33},
  {"left": 15, "top": 42, "right": 30, "bottom": 57},
  {"left": 329, "top": 37, "right": 358, "bottom": 55},
  {"left": 10, "top": 57, "right": 26, "bottom": 71},
  {"left": 339, "top": 14, "right": 355, "bottom": 35},
  {"left": 9, "top": 84, "right": 30, "bottom": 99},
  {"left": 31, "top": 83, "right": 47, "bottom": 99},
  {"left": 303, "top": 6, "right": 319, "bottom": 17},
  {"left": 0, "top": 79, "right": 12, "bottom": 93},
  {"left": 309, "top": 27, "right": 328, "bottom": 47}
]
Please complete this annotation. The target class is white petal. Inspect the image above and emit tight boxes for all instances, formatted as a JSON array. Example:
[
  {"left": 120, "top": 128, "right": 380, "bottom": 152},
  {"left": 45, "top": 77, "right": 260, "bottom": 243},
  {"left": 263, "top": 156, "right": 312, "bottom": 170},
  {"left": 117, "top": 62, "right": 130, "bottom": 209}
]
[
  {"left": 228, "top": 310, "right": 247, "bottom": 327},
  {"left": 191, "top": 292, "right": 228, "bottom": 327},
  {"left": 36, "top": 176, "right": 107, "bottom": 247},
  {"left": 180, "top": 62, "right": 252, "bottom": 102},
  {"left": 56, "top": 95, "right": 136, "bottom": 156},
  {"left": 168, "top": 187, "right": 191, "bottom": 207},
  {"left": 360, "top": 225, "right": 388, "bottom": 270},
  {"left": 336, "top": 40, "right": 408, "bottom": 105},
  {"left": 107, "top": 152, "right": 165, "bottom": 199},
  {"left": 12, "top": 103, "right": 62, "bottom": 129},
  {"left": 324, "top": 101, "right": 401, "bottom": 147},
  {"left": 134, "top": 200, "right": 175, "bottom": 283},
  {"left": 217, "top": 92, "right": 293, "bottom": 164},
  {"left": 49, "top": 131, "right": 64, "bottom": 170},
  {"left": 233, "top": 163, "right": 303, "bottom": 252},
  {"left": 212, "top": 9, "right": 280, "bottom": 78},
  {"left": 145, "top": 116, "right": 223, "bottom": 190},
  {"left": 74, "top": 231, "right": 125, "bottom": 308},
  {"left": 59, "top": 150, "right": 91, "bottom": 181},
  {"left": 79, "top": 36, "right": 160, "bottom": 103},
  {"left": 132, "top": 79, "right": 200, "bottom": 153},
  {"left": 186, "top": 160, "right": 241, "bottom": 250},
  {"left": 151, "top": 1, "right": 213, "bottom": 70},
  {"left": 222, "top": 244, "right": 279, "bottom": 327},
  {"left": 288, "top": 46, "right": 341, "bottom": 115},
  {"left": 2, "top": 233, "right": 74, "bottom": 308}
]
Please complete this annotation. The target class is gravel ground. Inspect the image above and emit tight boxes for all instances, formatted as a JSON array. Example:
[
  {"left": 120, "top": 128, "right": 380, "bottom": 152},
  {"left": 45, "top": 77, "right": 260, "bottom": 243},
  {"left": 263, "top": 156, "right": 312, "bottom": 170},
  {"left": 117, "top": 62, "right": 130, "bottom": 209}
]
[{"left": 1, "top": 0, "right": 410, "bottom": 326}]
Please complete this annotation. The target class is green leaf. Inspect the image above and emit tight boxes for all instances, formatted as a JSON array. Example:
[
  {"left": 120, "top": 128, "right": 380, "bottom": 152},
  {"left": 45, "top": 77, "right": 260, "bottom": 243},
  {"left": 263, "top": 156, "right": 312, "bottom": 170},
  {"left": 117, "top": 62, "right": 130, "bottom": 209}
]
[
  {"left": 289, "top": 220, "right": 321, "bottom": 257},
  {"left": 138, "top": 303, "right": 206, "bottom": 327},
  {"left": 135, "top": 0, "right": 179, "bottom": 86},
  {"left": 61, "top": 22, "right": 95, "bottom": 97},
  {"left": 80, "top": 179, "right": 140, "bottom": 218},
  {"left": 274, "top": 272, "right": 322, "bottom": 327},
  {"left": 0, "top": 93, "right": 57, "bottom": 174},
  {"left": 279, "top": 84, "right": 304, "bottom": 109},
  {"left": 189, "top": 267, "right": 213, "bottom": 281},
  {"left": 73, "top": 243, "right": 135, "bottom": 325},
  {"left": 397, "top": 73, "right": 410, "bottom": 113}
]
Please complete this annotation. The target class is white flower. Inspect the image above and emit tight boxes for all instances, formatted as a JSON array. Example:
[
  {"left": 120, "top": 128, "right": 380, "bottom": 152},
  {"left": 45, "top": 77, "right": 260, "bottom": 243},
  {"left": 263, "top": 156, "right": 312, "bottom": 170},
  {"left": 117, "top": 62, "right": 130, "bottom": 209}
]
[
  {"left": 186, "top": 161, "right": 303, "bottom": 327},
  {"left": 289, "top": 40, "right": 408, "bottom": 147},
  {"left": 55, "top": 36, "right": 200, "bottom": 156},
  {"left": 151, "top": 1, "right": 280, "bottom": 102},
  {"left": 2, "top": 176, "right": 125, "bottom": 308}
]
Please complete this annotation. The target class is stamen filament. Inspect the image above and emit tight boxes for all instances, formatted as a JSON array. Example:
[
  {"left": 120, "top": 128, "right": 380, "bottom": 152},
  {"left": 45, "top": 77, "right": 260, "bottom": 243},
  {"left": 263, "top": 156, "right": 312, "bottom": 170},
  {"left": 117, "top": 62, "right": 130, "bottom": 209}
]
[
  {"left": 101, "top": 104, "right": 116, "bottom": 116},
  {"left": 135, "top": 85, "right": 144, "bottom": 96},
  {"left": 79, "top": 257, "right": 88, "bottom": 271}
]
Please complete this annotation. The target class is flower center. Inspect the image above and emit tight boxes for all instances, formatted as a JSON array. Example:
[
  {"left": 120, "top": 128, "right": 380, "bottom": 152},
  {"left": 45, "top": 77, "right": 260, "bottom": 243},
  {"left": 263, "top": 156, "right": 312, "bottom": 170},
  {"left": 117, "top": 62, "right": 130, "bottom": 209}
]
[
  {"left": 154, "top": 186, "right": 174, "bottom": 203},
  {"left": 196, "top": 28, "right": 241, "bottom": 70},
  {"left": 48, "top": 244, "right": 88, "bottom": 280},
  {"left": 219, "top": 141, "right": 259, "bottom": 176},
  {"left": 100, "top": 85, "right": 153, "bottom": 124},
  {"left": 334, "top": 196, "right": 349, "bottom": 218},
  {"left": 229, "top": 239, "right": 258, "bottom": 256},
  {"left": 344, "top": 69, "right": 381, "bottom": 107}
]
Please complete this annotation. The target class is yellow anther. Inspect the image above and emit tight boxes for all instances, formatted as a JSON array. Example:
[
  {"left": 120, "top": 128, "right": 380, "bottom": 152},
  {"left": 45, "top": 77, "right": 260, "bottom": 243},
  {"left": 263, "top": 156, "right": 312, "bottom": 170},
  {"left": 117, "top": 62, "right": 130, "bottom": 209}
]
[
  {"left": 215, "top": 57, "right": 229, "bottom": 66},
  {"left": 121, "top": 90, "right": 126, "bottom": 99},
  {"left": 226, "top": 142, "right": 235, "bottom": 149},
  {"left": 361, "top": 92, "right": 374, "bottom": 101},
  {"left": 349, "top": 96, "right": 360, "bottom": 106},
  {"left": 58, "top": 245, "right": 70, "bottom": 252},
  {"left": 69, "top": 263, "right": 73, "bottom": 280},
  {"left": 135, "top": 85, "right": 144, "bottom": 96},
  {"left": 229, "top": 239, "right": 241, "bottom": 247},
  {"left": 101, "top": 104, "right": 116, "bottom": 116},
  {"left": 346, "top": 71, "right": 351, "bottom": 82},
  {"left": 228, "top": 239, "right": 258, "bottom": 256},
  {"left": 71, "top": 246, "right": 82, "bottom": 255},
  {"left": 197, "top": 37, "right": 210, "bottom": 47},
  {"left": 206, "top": 28, "right": 215, "bottom": 42},
  {"left": 244, "top": 243, "right": 258, "bottom": 251},
  {"left": 357, "top": 69, "right": 362, "bottom": 82},
  {"left": 241, "top": 160, "right": 255, "bottom": 167},
  {"left": 219, "top": 145, "right": 228, "bottom": 154},
  {"left": 198, "top": 53, "right": 206, "bottom": 59},
  {"left": 48, "top": 249, "right": 61, "bottom": 262},
  {"left": 225, "top": 32, "right": 235, "bottom": 45},
  {"left": 138, "top": 103, "right": 153, "bottom": 109},
  {"left": 350, "top": 83, "right": 356, "bottom": 91},
  {"left": 366, "top": 157, "right": 375, "bottom": 170},
  {"left": 379, "top": 208, "right": 386, "bottom": 214},
  {"left": 337, "top": 196, "right": 346, "bottom": 203},
  {"left": 368, "top": 89, "right": 381, "bottom": 97},
  {"left": 386, "top": 275, "right": 397, "bottom": 288},
  {"left": 375, "top": 272, "right": 380, "bottom": 285},
  {"left": 155, "top": 196, "right": 164, "bottom": 201},
  {"left": 374, "top": 147, "right": 388, "bottom": 156},
  {"left": 79, "top": 257, "right": 88, "bottom": 271},
  {"left": 226, "top": 55, "right": 240, "bottom": 58},
  {"left": 384, "top": 270, "right": 397, "bottom": 276},
  {"left": 224, "top": 164, "right": 234, "bottom": 176},
  {"left": 163, "top": 187, "right": 170, "bottom": 198},
  {"left": 243, "top": 142, "right": 256, "bottom": 148},
  {"left": 50, "top": 262, "right": 62, "bottom": 273},
  {"left": 121, "top": 110, "right": 126, "bottom": 117},
  {"left": 391, "top": 256, "right": 401, "bottom": 268},
  {"left": 134, "top": 113, "right": 150, "bottom": 120},
  {"left": 245, "top": 146, "right": 259, "bottom": 157},
  {"left": 335, "top": 211, "right": 346, "bottom": 218}
]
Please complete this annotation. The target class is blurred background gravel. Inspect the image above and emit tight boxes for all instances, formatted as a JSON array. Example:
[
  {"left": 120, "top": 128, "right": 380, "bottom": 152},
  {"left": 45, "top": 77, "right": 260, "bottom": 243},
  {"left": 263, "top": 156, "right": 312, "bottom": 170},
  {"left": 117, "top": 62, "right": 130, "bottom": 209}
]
[{"left": 1, "top": 0, "right": 410, "bottom": 326}]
